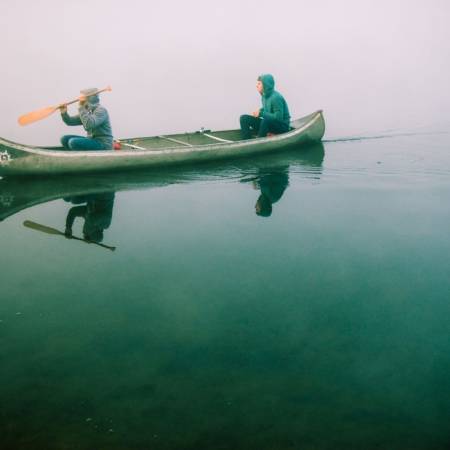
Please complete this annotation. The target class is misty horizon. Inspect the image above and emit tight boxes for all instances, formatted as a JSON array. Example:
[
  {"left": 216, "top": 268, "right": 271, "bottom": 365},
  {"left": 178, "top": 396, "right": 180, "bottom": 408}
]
[{"left": 1, "top": 0, "right": 449, "bottom": 145}]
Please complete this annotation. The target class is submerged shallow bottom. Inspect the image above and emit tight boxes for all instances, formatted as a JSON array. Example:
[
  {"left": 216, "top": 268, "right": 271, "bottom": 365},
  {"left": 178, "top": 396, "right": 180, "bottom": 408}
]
[{"left": 0, "top": 135, "right": 449, "bottom": 449}]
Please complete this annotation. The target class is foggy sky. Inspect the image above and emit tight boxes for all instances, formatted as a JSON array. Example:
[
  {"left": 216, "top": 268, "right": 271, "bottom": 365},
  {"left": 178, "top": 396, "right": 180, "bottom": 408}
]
[{"left": 1, "top": 0, "right": 449, "bottom": 145}]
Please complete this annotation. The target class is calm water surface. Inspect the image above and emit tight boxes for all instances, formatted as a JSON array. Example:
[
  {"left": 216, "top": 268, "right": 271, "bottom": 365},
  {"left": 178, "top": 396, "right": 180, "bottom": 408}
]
[{"left": 0, "top": 135, "right": 449, "bottom": 450}]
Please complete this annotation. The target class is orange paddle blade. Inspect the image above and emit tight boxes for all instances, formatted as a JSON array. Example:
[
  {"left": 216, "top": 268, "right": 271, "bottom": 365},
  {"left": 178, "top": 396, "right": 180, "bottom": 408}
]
[
  {"left": 18, "top": 86, "right": 112, "bottom": 126},
  {"left": 18, "top": 105, "right": 59, "bottom": 126}
]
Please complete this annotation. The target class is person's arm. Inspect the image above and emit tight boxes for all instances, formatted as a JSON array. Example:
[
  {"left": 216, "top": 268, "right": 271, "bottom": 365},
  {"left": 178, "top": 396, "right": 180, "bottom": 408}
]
[
  {"left": 60, "top": 104, "right": 83, "bottom": 126},
  {"left": 79, "top": 105, "right": 108, "bottom": 132},
  {"left": 260, "top": 96, "right": 284, "bottom": 122},
  {"left": 65, "top": 205, "right": 87, "bottom": 237},
  {"left": 252, "top": 107, "right": 264, "bottom": 118}
]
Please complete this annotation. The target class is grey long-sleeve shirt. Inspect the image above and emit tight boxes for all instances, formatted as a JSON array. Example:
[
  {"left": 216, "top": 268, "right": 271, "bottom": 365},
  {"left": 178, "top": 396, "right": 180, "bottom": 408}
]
[{"left": 61, "top": 103, "right": 113, "bottom": 149}]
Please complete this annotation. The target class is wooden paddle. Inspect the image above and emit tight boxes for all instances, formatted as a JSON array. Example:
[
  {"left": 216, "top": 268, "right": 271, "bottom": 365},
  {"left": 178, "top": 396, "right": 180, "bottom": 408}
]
[
  {"left": 23, "top": 220, "right": 116, "bottom": 252},
  {"left": 18, "top": 86, "right": 112, "bottom": 126}
]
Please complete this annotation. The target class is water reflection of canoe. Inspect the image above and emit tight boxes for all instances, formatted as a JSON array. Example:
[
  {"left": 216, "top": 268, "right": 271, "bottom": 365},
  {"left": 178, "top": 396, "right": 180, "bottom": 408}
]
[
  {"left": 0, "top": 111, "right": 324, "bottom": 176},
  {"left": 0, "top": 143, "right": 324, "bottom": 222}
]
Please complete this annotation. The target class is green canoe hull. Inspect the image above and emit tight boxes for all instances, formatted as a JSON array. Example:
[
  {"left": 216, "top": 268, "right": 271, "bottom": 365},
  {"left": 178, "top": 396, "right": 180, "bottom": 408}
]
[{"left": 0, "top": 110, "right": 325, "bottom": 177}]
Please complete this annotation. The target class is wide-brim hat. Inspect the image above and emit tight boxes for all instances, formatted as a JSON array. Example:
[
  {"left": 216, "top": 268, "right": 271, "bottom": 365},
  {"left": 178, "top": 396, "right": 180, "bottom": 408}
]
[{"left": 80, "top": 88, "right": 98, "bottom": 96}]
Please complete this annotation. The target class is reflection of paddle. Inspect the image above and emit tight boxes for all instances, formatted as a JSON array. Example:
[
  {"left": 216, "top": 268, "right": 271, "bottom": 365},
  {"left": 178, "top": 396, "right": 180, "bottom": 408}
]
[
  {"left": 18, "top": 86, "right": 112, "bottom": 126},
  {"left": 23, "top": 220, "right": 116, "bottom": 252},
  {"left": 239, "top": 176, "right": 259, "bottom": 183}
]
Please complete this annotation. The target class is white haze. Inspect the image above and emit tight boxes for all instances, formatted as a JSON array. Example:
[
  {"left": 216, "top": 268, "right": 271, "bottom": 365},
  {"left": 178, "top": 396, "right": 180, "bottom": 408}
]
[{"left": 1, "top": 0, "right": 449, "bottom": 145}]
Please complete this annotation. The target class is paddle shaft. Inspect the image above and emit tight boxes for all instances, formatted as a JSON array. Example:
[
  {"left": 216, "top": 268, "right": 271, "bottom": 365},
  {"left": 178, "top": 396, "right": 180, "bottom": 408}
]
[
  {"left": 61, "top": 86, "right": 112, "bottom": 107},
  {"left": 18, "top": 86, "right": 112, "bottom": 126},
  {"left": 23, "top": 220, "right": 116, "bottom": 251},
  {"left": 65, "top": 233, "right": 116, "bottom": 252}
]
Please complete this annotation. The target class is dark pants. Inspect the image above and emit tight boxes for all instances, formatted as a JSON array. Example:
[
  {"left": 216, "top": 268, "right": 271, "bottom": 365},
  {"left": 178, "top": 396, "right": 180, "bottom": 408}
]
[
  {"left": 61, "top": 135, "right": 106, "bottom": 150},
  {"left": 240, "top": 115, "right": 290, "bottom": 140}
]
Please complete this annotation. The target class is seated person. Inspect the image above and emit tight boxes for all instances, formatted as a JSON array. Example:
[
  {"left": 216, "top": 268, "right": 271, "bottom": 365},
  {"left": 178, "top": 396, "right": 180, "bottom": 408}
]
[
  {"left": 240, "top": 74, "right": 291, "bottom": 140},
  {"left": 60, "top": 88, "right": 113, "bottom": 150}
]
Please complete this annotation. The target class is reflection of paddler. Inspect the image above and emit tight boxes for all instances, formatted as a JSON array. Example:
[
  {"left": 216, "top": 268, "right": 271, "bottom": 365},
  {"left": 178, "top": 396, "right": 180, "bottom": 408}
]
[
  {"left": 253, "top": 167, "right": 289, "bottom": 217},
  {"left": 64, "top": 192, "right": 115, "bottom": 243}
]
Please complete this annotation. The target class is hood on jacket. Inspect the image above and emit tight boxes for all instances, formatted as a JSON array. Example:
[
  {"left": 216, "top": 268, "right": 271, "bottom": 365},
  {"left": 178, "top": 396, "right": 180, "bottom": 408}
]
[{"left": 258, "top": 74, "right": 275, "bottom": 97}]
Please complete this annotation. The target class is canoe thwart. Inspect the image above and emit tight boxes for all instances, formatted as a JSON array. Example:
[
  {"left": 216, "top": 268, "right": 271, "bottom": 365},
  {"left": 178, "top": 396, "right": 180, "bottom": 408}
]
[
  {"left": 201, "top": 132, "right": 233, "bottom": 143},
  {"left": 157, "top": 135, "right": 193, "bottom": 147},
  {"left": 119, "top": 141, "right": 147, "bottom": 150}
]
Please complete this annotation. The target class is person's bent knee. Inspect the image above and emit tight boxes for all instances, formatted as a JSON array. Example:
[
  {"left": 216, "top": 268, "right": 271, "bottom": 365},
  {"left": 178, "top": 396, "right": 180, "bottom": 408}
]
[
  {"left": 240, "top": 114, "right": 251, "bottom": 125},
  {"left": 61, "top": 136, "right": 70, "bottom": 148},
  {"left": 68, "top": 138, "right": 81, "bottom": 150}
]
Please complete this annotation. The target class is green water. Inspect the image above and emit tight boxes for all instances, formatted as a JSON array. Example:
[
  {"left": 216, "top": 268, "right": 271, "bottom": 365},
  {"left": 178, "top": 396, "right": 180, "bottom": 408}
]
[{"left": 0, "top": 137, "right": 449, "bottom": 449}]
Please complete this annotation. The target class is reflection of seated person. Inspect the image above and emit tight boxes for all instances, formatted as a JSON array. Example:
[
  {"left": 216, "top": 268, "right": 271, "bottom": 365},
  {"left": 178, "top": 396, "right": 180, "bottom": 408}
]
[
  {"left": 64, "top": 193, "right": 115, "bottom": 242},
  {"left": 254, "top": 168, "right": 289, "bottom": 217}
]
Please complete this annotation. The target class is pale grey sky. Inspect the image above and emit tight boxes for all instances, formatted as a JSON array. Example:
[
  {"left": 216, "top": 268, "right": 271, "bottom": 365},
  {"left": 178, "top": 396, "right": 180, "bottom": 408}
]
[{"left": 1, "top": 0, "right": 449, "bottom": 144}]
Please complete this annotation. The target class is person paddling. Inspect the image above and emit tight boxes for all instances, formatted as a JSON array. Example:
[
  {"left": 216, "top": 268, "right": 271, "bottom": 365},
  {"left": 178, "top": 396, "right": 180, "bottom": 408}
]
[
  {"left": 59, "top": 88, "right": 113, "bottom": 150},
  {"left": 240, "top": 74, "right": 291, "bottom": 140}
]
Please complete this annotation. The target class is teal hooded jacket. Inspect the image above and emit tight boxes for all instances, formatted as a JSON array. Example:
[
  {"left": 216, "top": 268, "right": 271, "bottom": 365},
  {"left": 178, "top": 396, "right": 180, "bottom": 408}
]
[{"left": 258, "top": 74, "right": 291, "bottom": 126}]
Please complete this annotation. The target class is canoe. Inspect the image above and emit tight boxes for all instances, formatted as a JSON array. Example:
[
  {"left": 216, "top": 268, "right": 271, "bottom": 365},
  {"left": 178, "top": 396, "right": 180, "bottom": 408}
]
[
  {"left": 0, "top": 142, "right": 324, "bottom": 222},
  {"left": 0, "top": 110, "right": 324, "bottom": 177}
]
